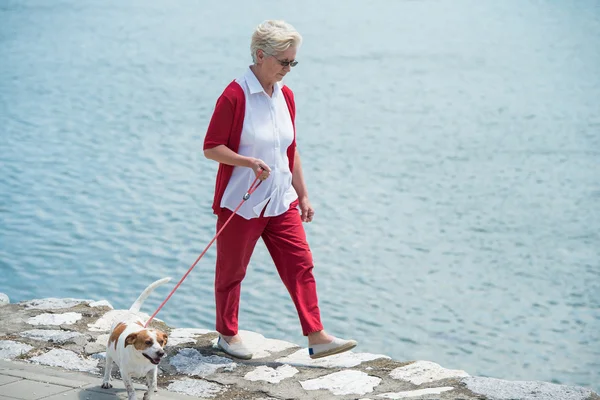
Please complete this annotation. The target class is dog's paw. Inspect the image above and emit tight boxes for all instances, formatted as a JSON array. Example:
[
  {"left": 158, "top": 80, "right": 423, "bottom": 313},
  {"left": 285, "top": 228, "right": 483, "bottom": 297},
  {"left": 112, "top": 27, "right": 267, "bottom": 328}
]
[{"left": 100, "top": 382, "right": 113, "bottom": 389}]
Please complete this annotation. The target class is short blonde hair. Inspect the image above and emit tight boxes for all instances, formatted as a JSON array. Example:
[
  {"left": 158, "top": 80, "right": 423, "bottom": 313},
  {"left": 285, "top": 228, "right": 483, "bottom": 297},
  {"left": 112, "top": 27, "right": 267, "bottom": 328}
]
[{"left": 250, "top": 20, "right": 302, "bottom": 63}]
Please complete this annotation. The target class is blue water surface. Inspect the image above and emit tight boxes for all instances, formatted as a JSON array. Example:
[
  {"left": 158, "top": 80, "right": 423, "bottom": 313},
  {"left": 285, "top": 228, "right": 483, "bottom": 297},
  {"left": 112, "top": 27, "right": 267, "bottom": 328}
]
[{"left": 1, "top": 0, "right": 599, "bottom": 391}]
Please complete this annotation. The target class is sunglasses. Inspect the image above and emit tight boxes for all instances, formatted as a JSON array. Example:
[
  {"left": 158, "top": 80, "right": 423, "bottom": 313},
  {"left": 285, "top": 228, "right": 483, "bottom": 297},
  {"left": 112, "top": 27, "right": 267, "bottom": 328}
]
[{"left": 272, "top": 56, "right": 298, "bottom": 68}]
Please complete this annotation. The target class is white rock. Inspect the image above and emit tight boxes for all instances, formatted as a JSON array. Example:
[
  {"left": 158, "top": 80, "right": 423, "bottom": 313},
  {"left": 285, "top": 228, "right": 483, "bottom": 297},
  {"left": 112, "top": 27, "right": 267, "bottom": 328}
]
[
  {"left": 276, "top": 348, "right": 388, "bottom": 368},
  {"left": 20, "top": 329, "right": 84, "bottom": 343},
  {"left": 390, "top": 361, "right": 469, "bottom": 385},
  {"left": 27, "top": 312, "right": 82, "bottom": 326},
  {"left": 377, "top": 387, "right": 455, "bottom": 398},
  {"left": 170, "top": 348, "right": 236, "bottom": 377},
  {"left": 0, "top": 340, "right": 33, "bottom": 360},
  {"left": 94, "top": 334, "right": 110, "bottom": 346},
  {"left": 300, "top": 370, "right": 381, "bottom": 396},
  {"left": 20, "top": 298, "right": 91, "bottom": 310},
  {"left": 244, "top": 365, "right": 299, "bottom": 384},
  {"left": 87, "top": 310, "right": 161, "bottom": 331},
  {"left": 87, "top": 310, "right": 133, "bottom": 331},
  {"left": 211, "top": 330, "right": 297, "bottom": 359},
  {"left": 167, "top": 378, "right": 223, "bottom": 397},
  {"left": 30, "top": 349, "right": 99, "bottom": 374},
  {"left": 0, "top": 293, "right": 9, "bottom": 305},
  {"left": 20, "top": 297, "right": 113, "bottom": 310},
  {"left": 85, "top": 334, "right": 110, "bottom": 355},
  {"left": 168, "top": 328, "right": 214, "bottom": 347},
  {"left": 88, "top": 300, "right": 113, "bottom": 309}
]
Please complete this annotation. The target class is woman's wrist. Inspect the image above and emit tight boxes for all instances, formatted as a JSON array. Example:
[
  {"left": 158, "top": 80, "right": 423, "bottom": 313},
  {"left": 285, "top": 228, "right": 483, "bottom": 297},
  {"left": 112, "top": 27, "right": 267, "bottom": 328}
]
[{"left": 240, "top": 156, "right": 254, "bottom": 169}]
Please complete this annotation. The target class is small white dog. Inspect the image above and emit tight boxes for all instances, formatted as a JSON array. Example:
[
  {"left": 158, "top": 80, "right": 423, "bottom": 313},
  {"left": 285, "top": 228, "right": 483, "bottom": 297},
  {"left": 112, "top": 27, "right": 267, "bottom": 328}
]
[{"left": 101, "top": 277, "right": 171, "bottom": 400}]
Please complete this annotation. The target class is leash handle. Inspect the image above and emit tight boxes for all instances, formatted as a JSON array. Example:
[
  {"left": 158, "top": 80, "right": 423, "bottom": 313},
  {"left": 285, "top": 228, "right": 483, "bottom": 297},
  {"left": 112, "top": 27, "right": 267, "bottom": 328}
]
[{"left": 144, "top": 171, "right": 265, "bottom": 327}]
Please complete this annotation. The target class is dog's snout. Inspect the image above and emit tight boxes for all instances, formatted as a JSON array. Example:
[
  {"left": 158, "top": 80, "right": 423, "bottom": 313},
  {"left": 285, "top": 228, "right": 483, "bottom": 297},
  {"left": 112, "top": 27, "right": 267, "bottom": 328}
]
[{"left": 157, "top": 350, "right": 165, "bottom": 358}]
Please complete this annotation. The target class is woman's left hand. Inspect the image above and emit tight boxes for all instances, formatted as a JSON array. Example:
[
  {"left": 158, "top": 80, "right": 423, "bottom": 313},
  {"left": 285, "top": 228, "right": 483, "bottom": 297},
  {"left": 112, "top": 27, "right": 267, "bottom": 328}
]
[{"left": 299, "top": 197, "right": 314, "bottom": 223}]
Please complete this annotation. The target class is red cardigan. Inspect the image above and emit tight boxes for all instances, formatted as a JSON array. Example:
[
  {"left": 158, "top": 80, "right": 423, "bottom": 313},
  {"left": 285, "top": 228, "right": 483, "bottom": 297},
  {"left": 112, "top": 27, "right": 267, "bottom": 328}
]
[{"left": 203, "top": 81, "right": 297, "bottom": 215}]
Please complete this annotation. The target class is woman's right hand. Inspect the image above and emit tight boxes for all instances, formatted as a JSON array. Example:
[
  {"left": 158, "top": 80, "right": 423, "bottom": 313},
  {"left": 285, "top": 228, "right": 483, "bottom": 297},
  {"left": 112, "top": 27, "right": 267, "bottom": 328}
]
[{"left": 247, "top": 158, "right": 271, "bottom": 180}]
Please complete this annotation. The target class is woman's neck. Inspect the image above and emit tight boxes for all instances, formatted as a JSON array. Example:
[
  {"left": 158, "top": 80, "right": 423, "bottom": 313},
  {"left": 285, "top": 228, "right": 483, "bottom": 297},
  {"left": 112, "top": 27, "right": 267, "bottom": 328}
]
[{"left": 250, "top": 65, "right": 274, "bottom": 96}]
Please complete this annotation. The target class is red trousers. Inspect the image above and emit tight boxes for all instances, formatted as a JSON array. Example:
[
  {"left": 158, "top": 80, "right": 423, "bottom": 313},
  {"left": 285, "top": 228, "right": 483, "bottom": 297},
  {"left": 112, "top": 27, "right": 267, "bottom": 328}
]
[{"left": 215, "top": 201, "right": 323, "bottom": 336}]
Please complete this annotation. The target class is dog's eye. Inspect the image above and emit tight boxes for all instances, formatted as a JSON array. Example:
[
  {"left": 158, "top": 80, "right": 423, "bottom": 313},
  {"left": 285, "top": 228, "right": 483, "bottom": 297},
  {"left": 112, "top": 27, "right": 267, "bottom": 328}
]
[{"left": 145, "top": 340, "right": 153, "bottom": 345}]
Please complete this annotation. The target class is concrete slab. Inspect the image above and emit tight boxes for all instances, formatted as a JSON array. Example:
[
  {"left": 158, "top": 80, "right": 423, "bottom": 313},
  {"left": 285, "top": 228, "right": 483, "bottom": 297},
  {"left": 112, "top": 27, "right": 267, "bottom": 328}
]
[
  {"left": 0, "top": 375, "right": 22, "bottom": 386},
  {"left": 0, "top": 361, "right": 201, "bottom": 400},
  {"left": 0, "top": 380, "right": 71, "bottom": 399},
  {"left": 82, "top": 383, "right": 206, "bottom": 400},
  {"left": 0, "top": 368, "right": 92, "bottom": 389},
  {"left": 0, "top": 360, "right": 96, "bottom": 388},
  {"left": 462, "top": 376, "right": 595, "bottom": 400},
  {"left": 82, "top": 381, "right": 147, "bottom": 395},
  {"left": 43, "top": 389, "right": 126, "bottom": 400}
]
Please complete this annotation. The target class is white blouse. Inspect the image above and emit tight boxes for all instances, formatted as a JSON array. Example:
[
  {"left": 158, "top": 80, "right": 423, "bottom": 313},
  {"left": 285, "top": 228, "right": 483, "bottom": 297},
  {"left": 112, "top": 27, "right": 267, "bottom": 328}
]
[{"left": 220, "top": 67, "right": 297, "bottom": 219}]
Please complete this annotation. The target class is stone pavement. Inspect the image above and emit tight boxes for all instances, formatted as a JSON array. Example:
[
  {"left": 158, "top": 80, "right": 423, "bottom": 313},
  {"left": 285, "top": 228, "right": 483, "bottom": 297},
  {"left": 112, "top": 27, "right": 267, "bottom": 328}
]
[
  {"left": 1, "top": 295, "right": 598, "bottom": 400},
  {"left": 0, "top": 359, "right": 195, "bottom": 400}
]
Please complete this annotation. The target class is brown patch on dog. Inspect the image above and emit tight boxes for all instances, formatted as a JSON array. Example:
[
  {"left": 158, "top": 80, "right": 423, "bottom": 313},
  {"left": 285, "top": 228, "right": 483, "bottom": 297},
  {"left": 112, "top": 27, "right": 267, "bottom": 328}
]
[
  {"left": 125, "top": 330, "right": 154, "bottom": 350},
  {"left": 156, "top": 331, "right": 168, "bottom": 347},
  {"left": 135, "top": 321, "right": 144, "bottom": 327},
  {"left": 124, "top": 332, "right": 137, "bottom": 348},
  {"left": 109, "top": 322, "right": 127, "bottom": 350}
]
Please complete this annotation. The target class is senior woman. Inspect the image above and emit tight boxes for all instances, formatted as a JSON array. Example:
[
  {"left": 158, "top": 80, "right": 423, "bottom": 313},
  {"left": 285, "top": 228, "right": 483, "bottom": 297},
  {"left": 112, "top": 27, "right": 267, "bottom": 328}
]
[{"left": 203, "top": 20, "right": 356, "bottom": 360}]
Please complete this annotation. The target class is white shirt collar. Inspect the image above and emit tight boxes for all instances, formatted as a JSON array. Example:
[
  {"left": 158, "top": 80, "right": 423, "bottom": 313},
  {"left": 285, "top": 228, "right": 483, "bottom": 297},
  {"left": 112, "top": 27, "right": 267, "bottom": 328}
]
[{"left": 244, "top": 66, "right": 282, "bottom": 96}]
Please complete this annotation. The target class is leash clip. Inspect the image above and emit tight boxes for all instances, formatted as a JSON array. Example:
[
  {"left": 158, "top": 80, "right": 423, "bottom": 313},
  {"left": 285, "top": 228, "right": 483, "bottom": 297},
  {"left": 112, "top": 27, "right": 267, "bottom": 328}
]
[{"left": 243, "top": 193, "right": 250, "bottom": 201}]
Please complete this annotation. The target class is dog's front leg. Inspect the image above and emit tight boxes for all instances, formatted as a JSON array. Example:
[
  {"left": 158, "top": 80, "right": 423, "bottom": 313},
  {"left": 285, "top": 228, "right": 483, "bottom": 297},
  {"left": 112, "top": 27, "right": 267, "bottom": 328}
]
[
  {"left": 143, "top": 368, "right": 157, "bottom": 400},
  {"left": 101, "top": 353, "right": 113, "bottom": 389},
  {"left": 148, "top": 367, "right": 158, "bottom": 392},
  {"left": 121, "top": 370, "right": 137, "bottom": 400}
]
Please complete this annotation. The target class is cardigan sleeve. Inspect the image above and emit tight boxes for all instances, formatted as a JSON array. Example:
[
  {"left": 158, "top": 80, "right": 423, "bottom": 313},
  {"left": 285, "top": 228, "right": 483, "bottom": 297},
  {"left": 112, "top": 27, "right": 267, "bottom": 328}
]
[
  {"left": 204, "top": 81, "right": 245, "bottom": 215},
  {"left": 282, "top": 85, "right": 297, "bottom": 173},
  {"left": 203, "top": 95, "right": 234, "bottom": 150}
]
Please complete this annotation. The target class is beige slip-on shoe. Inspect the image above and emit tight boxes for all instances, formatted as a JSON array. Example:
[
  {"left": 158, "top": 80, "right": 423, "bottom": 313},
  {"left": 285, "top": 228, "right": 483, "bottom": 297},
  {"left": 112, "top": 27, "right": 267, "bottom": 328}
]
[
  {"left": 309, "top": 336, "right": 358, "bottom": 359},
  {"left": 217, "top": 336, "right": 253, "bottom": 360}
]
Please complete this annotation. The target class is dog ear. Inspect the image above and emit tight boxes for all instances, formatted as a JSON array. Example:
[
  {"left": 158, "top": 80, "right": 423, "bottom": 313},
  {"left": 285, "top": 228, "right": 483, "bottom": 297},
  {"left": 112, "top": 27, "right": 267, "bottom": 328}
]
[
  {"left": 124, "top": 333, "right": 137, "bottom": 347},
  {"left": 157, "top": 331, "right": 168, "bottom": 347}
]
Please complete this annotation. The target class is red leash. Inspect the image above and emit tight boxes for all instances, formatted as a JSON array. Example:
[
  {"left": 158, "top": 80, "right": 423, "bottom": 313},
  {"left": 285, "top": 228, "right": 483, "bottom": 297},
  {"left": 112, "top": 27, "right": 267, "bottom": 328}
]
[{"left": 144, "top": 173, "right": 264, "bottom": 327}]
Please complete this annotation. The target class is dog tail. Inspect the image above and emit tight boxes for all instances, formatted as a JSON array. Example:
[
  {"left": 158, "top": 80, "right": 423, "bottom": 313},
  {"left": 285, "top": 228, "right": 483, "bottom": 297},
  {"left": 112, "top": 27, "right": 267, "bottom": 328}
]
[{"left": 129, "top": 277, "right": 172, "bottom": 313}]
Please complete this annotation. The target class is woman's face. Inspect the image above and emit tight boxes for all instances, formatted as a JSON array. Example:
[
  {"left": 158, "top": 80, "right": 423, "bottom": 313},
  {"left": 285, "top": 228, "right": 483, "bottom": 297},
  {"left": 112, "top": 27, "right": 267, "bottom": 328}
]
[{"left": 258, "top": 46, "right": 297, "bottom": 83}]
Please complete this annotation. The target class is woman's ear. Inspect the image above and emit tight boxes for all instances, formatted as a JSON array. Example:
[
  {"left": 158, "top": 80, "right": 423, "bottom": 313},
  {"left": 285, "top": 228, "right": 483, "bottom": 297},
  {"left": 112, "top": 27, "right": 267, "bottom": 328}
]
[{"left": 256, "top": 49, "right": 265, "bottom": 63}]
